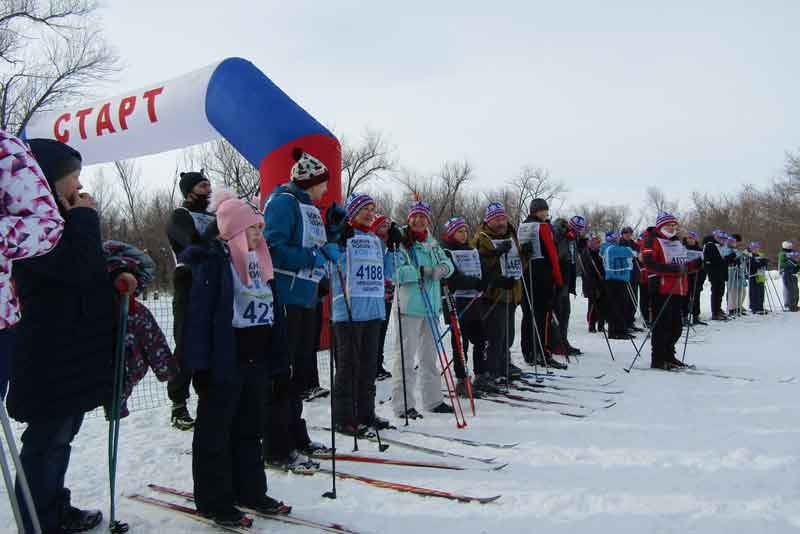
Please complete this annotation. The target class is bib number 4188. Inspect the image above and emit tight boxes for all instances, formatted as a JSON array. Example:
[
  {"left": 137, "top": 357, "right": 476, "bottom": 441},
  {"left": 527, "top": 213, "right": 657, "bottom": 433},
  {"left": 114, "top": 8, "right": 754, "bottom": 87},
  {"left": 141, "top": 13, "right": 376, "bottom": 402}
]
[{"left": 355, "top": 264, "right": 382, "bottom": 280}]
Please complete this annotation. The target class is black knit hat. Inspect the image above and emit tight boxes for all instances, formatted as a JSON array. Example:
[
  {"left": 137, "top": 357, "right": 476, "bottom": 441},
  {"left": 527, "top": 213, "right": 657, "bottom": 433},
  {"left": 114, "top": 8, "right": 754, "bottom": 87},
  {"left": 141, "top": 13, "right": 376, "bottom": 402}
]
[
  {"left": 179, "top": 171, "right": 209, "bottom": 197},
  {"left": 529, "top": 198, "right": 549, "bottom": 214},
  {"left": 26, "top": 138, "right": 82, "bottom": 191}
]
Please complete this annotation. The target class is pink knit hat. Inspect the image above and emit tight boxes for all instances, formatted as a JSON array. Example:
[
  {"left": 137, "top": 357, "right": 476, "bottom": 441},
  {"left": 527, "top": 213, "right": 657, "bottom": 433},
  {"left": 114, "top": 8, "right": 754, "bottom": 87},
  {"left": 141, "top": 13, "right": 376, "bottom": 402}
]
[{"left": 210, "top": 188, "right": 273, "bottom": 286}]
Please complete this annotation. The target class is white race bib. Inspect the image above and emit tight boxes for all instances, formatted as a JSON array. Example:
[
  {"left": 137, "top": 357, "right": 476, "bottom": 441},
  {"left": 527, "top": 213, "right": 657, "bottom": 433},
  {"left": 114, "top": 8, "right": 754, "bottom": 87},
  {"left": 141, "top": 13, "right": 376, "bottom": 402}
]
[
  {"left": 517, "top": 222, "right": 542, "bottom": 260},
  {"left": 450, "top": 249, "right": 482, "bottom": 298},
  {"left": 686, "top": 250, "right": 703, "bottom": 262},
  {"left": 493, "top": 239, "right": 523, "bottom": 279},
  {"left": 297, "top": 202, "right": 327, "bottom": 283},
  {"left": 189, "top": 211, "right": 215, "bottom": 236},
  {"left": 658, "top": 238, "right": 689, "bottom": 265},
  {"left": 346, "top": 234, "right": 384, "bottom": 299},
  {"left": 232, "top": 251, "right": 274, "bottom": 328}
]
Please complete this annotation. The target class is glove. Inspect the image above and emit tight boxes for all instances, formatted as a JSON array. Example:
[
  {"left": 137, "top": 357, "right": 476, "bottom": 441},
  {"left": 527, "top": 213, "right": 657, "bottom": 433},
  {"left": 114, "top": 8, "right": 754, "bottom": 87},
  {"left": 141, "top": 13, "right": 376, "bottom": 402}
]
[
  {"left": 320, "top": 243, "right": 341, "bottom": 262},
  {"left": 493, "top": 240, "right": 513, "bottom": 256},
  {"left": 387, "top": 222, "right": 404, "bottom": 250},
  {"left": 313, "top": 250, "right": 328, "bottom": 268},
  {"left": 520, "top": 242, "right": 532, "bottom": 256},
  {"left": 271, "top": 372, "right": 290, "bottom": 402},
  {"left": 420, "top": 264, "right": 449, "bottom": 281},
  {"left": 326, "top": 202, "right": 347, "bottom": 228}
]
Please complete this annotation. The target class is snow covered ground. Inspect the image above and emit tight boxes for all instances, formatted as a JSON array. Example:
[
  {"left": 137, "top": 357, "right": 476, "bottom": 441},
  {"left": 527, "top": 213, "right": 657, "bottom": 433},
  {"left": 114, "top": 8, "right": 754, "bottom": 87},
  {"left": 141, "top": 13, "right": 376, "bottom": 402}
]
[{"left": 3, "top": 277, "right": 800, "bottom": 533}]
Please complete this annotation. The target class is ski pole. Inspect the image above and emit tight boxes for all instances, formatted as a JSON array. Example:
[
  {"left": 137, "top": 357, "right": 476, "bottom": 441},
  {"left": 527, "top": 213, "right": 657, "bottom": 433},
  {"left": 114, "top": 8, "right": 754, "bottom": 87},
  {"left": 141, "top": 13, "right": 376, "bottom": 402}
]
[
  {"left": 0, "top": 401, "right": 41, "bottom": 534},
  {"left": 108, "top": 281, "right": 131, "bottom": 534},
  {"left": 390, "top": 245, "right": 410, "bottom": 427},
  {"left": 519, "top": 261, "right": 550, "bottom": 376},
  {"left": 682, "top": 266, "right": 701, "bottom": 363},
  {"left": 322, "top": 265, "right": 337, "bottom": 500},
  {"left": 410, "top": 248, "right": 466, "bottom": 429},
  {"left": 624, "top": 292, "right": 673, "bottom": 373},
  {"left": 576, "top": 253, "right": 615, "bottom": 362},
  {"left": 442, "top": 286, "right": 476, "bottom": 416},
  {"left": 436, "top": 291, "right": 484, "bottom": 343}
]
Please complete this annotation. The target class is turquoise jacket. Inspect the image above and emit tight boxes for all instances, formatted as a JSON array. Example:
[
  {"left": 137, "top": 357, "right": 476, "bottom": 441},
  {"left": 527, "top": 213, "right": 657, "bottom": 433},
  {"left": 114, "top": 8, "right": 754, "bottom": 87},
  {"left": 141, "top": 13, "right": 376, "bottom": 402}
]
[
  {"left": 601, "top": 242, "right": 635, "bottom": 282},
  {"left": 331, "top": 228, "right": 395, "bottom": 323},
  {"left": 393, "top": 234, "right": 454, "bottom": 317}
]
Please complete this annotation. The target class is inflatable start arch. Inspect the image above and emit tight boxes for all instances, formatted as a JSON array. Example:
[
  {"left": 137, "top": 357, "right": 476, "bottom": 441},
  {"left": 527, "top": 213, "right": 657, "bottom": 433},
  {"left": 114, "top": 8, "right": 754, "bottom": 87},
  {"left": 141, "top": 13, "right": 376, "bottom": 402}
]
[{"left": 22, "top": 57, "right": 341, "bottom": 209}]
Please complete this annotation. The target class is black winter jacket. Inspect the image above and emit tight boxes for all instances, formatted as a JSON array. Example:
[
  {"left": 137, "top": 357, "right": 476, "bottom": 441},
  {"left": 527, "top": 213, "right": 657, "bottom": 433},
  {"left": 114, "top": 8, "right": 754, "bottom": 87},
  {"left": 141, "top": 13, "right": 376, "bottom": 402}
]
[
  {"left": 9, "top": 208, "right": 115, "bottom": 422},
  {"left": 702, "top": 236, "right": 735, "bottom": 283}
]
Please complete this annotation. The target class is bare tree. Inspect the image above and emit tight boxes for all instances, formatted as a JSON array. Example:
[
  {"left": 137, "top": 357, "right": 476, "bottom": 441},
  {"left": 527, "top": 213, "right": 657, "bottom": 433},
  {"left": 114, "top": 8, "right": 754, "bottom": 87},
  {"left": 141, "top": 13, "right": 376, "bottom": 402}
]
[
  {"left": 396, "top": 160, "right": 474, "bottom": 235},
  {"left": 506, "top": 165, "right": 567, "bottom": 224},
  {"left": 0, "top": 0, "right": 119, "bottom": 134},
  {"left": 113, "top": 159, "right": 145, "bottom": 241},
  {"left": 570, "top": 202, "right": 633, "bottom": 235},
  {"left": 785, "top": 148, "right": 800, "bottom": 185},
  {"left": 340, "top": 129, "right": 395, "bottom": 198},
  {"left": 189, "top": 140, "right": 261, "bottom": 199}
]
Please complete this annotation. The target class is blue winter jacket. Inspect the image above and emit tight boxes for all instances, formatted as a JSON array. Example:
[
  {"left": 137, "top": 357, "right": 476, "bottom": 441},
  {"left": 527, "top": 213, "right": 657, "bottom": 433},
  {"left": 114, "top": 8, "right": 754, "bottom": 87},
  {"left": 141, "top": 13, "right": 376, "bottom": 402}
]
[
  {"left": 393, "top": 234, "right": 455, "bottom": 317},
  {"left": 601, "top": 242, "right": 635, "bottom": 282},
  {"left": 331, "top": 227, "right": 395, "bottom": 323},
  {"left": 180, "top": 240, "right": 290, "bottom": 382},
  {"left": 264, "top": 182, "right": 325, "bottom": 309}
]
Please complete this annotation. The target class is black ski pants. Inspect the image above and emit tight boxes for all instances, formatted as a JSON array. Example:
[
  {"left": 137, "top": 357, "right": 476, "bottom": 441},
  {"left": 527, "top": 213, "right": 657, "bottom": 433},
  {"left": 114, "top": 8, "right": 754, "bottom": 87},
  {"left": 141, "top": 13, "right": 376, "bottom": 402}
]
[
  {"left": 710, "top": 278, "right": 726, "bottom": 315},
  {"left": 263, "top": 305, "right": 313, "bottom": 461},
  {"left": 605, "top": 280, "right": 628, "bottom": 336},
  {"left": 626, "top": 278, "right": 638, "bottom": 328},
  {"left": 521, "top": 274, "right": 553, "bottom": 359},
  {"left": 650, "top": 293, "right": 683, "bottom": 367},
  {"left": 639, "top": 281, "right": 651, "bottom": 324},
  {"left": 168, "top": 268, "right": 192, "bottom": 405},
  {"left": 378, "top": 300, "right": 392, "bottom": 370},
  {"left": 484, "top": 298, "right": 513, "bottom": 377},
  {"left": 332, "top": 320, "right": 381, "bottom": 426},
  {"left": 749, "top": 280, "right": 765, "bottom": 312},
  {"left": 587, "top": 295, "right": 605, "bottom": 329},
  {"left": 445, "top": 298, "right": 487, "bottom": 379},
  {"left": 193, "top": 361, "right": 268, "bottom": 515}
]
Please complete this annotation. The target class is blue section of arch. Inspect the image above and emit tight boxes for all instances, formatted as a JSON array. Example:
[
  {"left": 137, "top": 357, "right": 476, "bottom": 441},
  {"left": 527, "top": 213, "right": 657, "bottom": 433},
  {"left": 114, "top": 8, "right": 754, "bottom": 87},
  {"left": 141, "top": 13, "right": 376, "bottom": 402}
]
[{"left": 204, "top": 57, "right": 334, "bottom": 168}]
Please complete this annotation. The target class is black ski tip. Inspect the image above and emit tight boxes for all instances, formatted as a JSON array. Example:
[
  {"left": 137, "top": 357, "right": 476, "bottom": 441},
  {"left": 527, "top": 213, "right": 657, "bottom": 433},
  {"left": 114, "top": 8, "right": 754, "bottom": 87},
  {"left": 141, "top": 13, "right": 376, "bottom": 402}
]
[
  {"left": 478, "top": 495, "right": 502, "bottom": 504},
  {"left": 491, "top": 463, "right": 509, "bottom": 471},
  {"left": 378, "top": 444, "right": 390, "bottom": 452},
  {"left": 322, "top": 491, "right": 337, "bottom": 500},
  {"left": 623, "top": 368, "right": 631, "bottom": 373},
  {"left": 109, "top": 520, "right": 130, "bottom": 534}
]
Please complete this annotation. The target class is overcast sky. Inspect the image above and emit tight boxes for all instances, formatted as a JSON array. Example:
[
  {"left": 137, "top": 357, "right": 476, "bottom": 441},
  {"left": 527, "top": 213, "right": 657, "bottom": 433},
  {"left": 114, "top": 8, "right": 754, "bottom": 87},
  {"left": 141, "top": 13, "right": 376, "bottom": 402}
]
[{"left": 94, "top": 1, "right": 799, "bottom": 215}]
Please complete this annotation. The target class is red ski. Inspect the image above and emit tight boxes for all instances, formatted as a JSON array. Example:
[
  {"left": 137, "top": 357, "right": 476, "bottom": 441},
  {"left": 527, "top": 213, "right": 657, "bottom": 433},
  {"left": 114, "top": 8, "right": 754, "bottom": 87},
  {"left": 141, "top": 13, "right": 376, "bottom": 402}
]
[
  {"left": 127, "top": 494, "right": 252, "bottom": 533},
  {"left": 317, "top": 468, "right": 501, "bottom": 503},
  {"left": 314, "top": 453, "right": 507, "bottom": 472},
  {"left": 147, "top": 484, "right": 363, "bottom": 534}
]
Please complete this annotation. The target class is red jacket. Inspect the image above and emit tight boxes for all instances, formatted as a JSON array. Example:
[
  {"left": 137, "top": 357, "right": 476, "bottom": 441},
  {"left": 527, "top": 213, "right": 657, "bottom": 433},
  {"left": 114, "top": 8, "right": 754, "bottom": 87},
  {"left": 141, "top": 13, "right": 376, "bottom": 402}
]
[{"left": 642, "top": 231, "right": 701, "bottom": 296}]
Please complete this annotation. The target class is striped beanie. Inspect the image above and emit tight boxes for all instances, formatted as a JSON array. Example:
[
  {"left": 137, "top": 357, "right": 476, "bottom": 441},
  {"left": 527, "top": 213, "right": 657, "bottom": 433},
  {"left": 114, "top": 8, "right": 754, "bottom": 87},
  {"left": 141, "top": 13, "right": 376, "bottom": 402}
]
[
  {"left": 290, "top": 148, "right": 329, "bottom": 189},
  {"left": 370, "top": 214, "right": 389, "bottom": 233},
  {"left": 749, "top": 241, "right": 761, "bottom": 250},
  {"left": 407, "top": 200, "right": 432, "bottom": 224},
  {"left": 605, "top": 231, "right": 619, "bottom": 244},
  {"left": 568, "top": 215, "right": 586, "bottom": 234},
  {"left": 686, "top": 231, "right": 699, "bottom": 240},
  {"left": 444, "top": 217, "right": 468, "bottom": 241},
  {"left": 713, "top": 229, "right": 729, "bottom": 241},
  {"left": 345, "top": 191, "right": 375, "bottom": 220},
  {"left": 484, "top": 202, "right": 507, "bottom": 224},
  {"left": 655, "top": 212, "right": 678, "bottom": 230}
]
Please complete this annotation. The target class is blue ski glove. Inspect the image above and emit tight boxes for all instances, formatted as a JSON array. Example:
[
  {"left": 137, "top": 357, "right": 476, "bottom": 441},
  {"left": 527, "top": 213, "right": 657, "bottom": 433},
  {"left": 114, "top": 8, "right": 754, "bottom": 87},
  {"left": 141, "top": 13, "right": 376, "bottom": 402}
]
[
  {"left": 313, "top": 250, "right": 328, "bottom": 268},
  {"left": 320, "top": 243, "right": 341, "bottom": 263}
]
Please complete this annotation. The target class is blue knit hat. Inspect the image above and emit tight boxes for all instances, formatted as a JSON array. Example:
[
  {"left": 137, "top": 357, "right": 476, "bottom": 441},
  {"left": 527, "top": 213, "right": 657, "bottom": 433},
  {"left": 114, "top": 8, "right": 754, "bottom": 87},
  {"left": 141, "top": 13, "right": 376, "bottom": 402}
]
[
  {"left": 444, "top": 217, "right": 468, "bottom": 241},
  {"left": 484, "top": 202, "right": 507, "bottom": 224},
  {"left": 407, "top": 199, "right": 432, "bottom": 224},
  {"left": 345, "top": 191, "right": 375, "bottom": 220},
  {"left": 568, "top": 215, "right": 586, "bottom": 234}
]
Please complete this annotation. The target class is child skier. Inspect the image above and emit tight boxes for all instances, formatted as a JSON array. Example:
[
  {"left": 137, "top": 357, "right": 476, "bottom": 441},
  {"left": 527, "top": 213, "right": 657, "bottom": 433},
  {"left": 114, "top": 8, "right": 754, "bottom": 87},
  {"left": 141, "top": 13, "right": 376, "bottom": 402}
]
[
  {"left": 642, "top": 213, "right": 702, "bottom": 370},
  {"left": 181, "top": 189, "right": 290, "bottom": 527},
  {"left": 779, "top": 241, "right": 799, "bottom": 311},
  {"left": 392, "top": 199, "right": 455, "bottom": 419},
  {"left": 330, "top": 192, "right": 395, "bottom": 434},
  {"left": 440, "top": 217, "right": 490, "bottom": 396},
  {"left": 747, "top": 242, "right": 769, "bottom": 314}
]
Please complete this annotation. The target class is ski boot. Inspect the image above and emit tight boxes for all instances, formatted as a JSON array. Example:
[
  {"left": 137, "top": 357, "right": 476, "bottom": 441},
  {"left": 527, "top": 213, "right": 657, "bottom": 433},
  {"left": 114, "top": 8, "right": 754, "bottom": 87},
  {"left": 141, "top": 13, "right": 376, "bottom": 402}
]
[
  {"left": 432, "top": 402, "right": 455, "bottom": 414},
  {"left": 397, "top": 408, "right": 424, "bottom": 420},
  {"left": 201, "top": 508, "right": 253, "bottom": 529},
  {"left": 239, "top": 494, "right": 291, "bottom": 515},
  {"left": 302, "top": 440, "right": 333, "bottom": 457},
  {"left": 170, "top": 403, "right": 195, "bottom": 431},
  {"left": 376, "top": 366, "right": 392, "bottom": 381}
]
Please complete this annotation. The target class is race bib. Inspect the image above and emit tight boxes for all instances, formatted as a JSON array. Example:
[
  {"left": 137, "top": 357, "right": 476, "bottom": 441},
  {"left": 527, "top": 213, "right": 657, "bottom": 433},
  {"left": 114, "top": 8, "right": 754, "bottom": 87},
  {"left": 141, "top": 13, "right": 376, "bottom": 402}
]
[
  {"left": 658, "top": 238, "right": 689, "bottom": 265},
  {"left": 493, "top": 239, "right": 523, "bottom": 279},
  {"left": 517, "top": 222, "right": 542, "bottom": 260},
  {"left": 232, "top": 251, "right": 274, "bottom": 328},
  {"left": 297, "top": 203, "right": 327, "bottom": 283},
  {"left": 189, "top": 211, "right": 215, "bottom": 236},
  {"left": 686, "top": 250, "right": 703, "bottom": 262},
  {"left": 450, "top": 249, "right": 482, "bottom": 298},
  {"left": 346, "top": 235, "right": 384, "bottom": 299}
]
